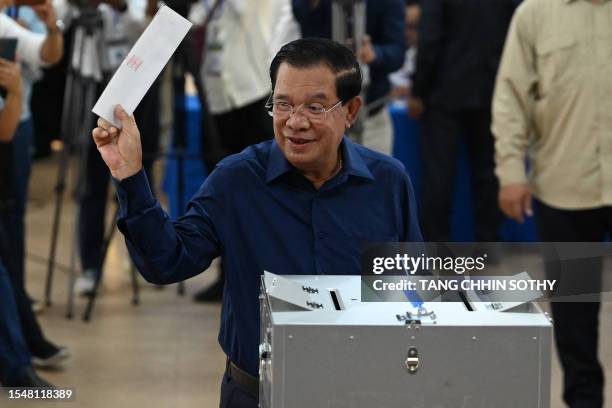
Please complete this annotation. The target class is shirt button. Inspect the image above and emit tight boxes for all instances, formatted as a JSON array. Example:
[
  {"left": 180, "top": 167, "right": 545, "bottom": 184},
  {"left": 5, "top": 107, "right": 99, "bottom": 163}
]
[{"left": 317, "top": 231, "right": 326, "bottom": 239}]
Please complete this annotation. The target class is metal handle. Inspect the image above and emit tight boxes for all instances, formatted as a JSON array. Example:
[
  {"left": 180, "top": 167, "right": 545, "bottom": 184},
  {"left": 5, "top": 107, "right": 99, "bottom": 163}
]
[{"left": 405, "top": 347, "right": 419, "bottom": 374}]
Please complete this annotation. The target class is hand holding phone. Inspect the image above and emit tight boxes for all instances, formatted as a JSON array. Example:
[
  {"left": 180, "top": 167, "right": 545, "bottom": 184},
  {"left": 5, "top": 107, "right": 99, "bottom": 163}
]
[
  {"left": 0, "top": 39, "right": 19, "bottom": 98},
  {"left": 0, "top": 58, "right": 22, "bottom": 97},
  {"left": 0, "top": 38, "right": 17, "bottom": 62}
]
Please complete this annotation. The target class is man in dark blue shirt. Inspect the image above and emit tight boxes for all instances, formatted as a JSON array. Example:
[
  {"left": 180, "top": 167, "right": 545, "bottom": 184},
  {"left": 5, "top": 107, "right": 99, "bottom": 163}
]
[{"left": 92, "top": 38, "right": 421, "bottom": 407}]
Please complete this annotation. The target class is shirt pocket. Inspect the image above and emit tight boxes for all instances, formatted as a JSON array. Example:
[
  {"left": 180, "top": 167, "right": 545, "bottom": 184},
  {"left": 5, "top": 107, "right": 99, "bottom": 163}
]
[{"left": 536, "top": 33, "right": 579, "bottom": 96}]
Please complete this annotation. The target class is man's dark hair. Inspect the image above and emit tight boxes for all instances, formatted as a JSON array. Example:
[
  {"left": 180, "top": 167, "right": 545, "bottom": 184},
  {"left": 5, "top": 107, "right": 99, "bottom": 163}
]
[{"left": 269, "top": 38, "right": 362, "bottom": 104}]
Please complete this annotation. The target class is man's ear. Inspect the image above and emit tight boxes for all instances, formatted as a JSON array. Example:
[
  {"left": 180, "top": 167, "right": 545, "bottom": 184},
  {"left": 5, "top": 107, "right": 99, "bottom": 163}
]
[{"left": 345, "top": 96, "right": 363, "bottom": 128}]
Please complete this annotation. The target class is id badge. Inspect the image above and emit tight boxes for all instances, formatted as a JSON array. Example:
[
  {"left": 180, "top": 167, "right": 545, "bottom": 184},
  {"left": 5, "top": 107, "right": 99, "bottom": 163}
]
[{"left": 205, "top": 44, "right": 223, "bottom": 76}]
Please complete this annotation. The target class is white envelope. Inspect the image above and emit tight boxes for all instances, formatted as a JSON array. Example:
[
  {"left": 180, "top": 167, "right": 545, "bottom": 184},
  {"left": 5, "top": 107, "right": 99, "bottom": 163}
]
[{"left": 92, "top": 6, "right": 192, "bottom": 128}]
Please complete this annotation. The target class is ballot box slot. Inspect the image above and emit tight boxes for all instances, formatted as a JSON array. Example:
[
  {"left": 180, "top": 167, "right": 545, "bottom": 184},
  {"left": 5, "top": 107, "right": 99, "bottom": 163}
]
[{"left": 328, "top": 289, "right": 344, "bottom": 310}]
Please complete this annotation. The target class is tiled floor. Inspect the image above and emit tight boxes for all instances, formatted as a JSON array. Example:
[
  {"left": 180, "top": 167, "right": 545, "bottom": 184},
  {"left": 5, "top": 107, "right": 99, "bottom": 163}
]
[{"left": 4, "top": 154, "right": 611, "bottom": 407}]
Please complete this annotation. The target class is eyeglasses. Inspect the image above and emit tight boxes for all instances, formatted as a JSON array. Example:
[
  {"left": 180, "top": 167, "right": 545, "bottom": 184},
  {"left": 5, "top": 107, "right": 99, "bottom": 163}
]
[{"left": 265, "top": 97, "right": 344, "bottom": 122}]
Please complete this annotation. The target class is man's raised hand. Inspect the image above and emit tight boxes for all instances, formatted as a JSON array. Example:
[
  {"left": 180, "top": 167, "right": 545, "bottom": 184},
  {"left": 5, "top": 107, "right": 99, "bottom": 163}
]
[{"left": 92, "top": 105, "right": 142, "bottom": 181}]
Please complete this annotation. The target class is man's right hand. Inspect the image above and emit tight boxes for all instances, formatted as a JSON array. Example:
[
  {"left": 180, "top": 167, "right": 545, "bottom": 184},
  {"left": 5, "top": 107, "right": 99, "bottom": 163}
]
[
  {"left": 92, "top": 105, "right": 142, "bottom": 181},
  {"left": 499, "top": 183, "right": 533, "bottom": 223}
]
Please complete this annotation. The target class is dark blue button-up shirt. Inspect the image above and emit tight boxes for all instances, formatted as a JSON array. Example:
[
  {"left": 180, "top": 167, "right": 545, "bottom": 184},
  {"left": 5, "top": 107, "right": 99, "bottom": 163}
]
[{"left": 115, "top": 137, "right": 422, "bottom": 376}]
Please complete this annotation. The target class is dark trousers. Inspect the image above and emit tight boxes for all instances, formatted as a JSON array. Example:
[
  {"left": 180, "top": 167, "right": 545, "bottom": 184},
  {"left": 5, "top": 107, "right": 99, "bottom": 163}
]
[
  {"left": 0, "top": 120, "right": 51, "bottom": 356},
  {"left": 535, "top": 200, "right": 611, "bottom": 408},
  {"left": 0, "top": 119, "right": 32, "bottom": 289},
  {"left": 0, "top": 258, "right": 31, "bottom": 384},
  {"left": 79, "top": 82, "right": 160, "bottom": 271},
  {"left": 419, "top": 107, "right": 501, "bottom": 242},
  {"left": 220, "top": 372, "right": 258, "bottom": 408}
]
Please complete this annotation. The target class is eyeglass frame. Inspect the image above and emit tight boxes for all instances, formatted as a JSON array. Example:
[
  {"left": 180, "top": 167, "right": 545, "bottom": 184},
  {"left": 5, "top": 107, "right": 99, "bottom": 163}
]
[{"left": 265, "top": 94, "right": 345, "bottom": 122}]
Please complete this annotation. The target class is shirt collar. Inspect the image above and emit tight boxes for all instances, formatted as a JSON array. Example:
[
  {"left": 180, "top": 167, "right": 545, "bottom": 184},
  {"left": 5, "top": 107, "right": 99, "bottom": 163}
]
[
  {"left": 266, "top": 141, "right": 293, "bottom": 183},
  {"left": 266, "top": 136, "right": 375, "bottom": 184},
  {"left": 341, "top": 136, "right": 375, "bottom": 181}
]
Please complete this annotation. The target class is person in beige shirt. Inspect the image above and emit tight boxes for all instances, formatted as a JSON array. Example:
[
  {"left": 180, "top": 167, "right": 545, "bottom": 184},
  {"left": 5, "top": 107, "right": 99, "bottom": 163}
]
[{"left": 492, "top": 0, "right": 612, "bottom": 406}]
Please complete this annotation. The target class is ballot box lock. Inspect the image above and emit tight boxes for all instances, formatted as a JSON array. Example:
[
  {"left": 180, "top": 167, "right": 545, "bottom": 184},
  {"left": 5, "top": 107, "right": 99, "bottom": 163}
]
[{"left": 405, "top": 347, "right": 420, "bottom": 374}]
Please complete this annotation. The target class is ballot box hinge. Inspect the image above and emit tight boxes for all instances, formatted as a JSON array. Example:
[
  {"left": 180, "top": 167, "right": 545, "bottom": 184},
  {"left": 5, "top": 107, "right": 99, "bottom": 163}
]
[
  {"left": 306, "top": 301, "right": 324, "bottom": 309},
  {"left": 302, "top": 285, "right": 319, "bottom": 294}
]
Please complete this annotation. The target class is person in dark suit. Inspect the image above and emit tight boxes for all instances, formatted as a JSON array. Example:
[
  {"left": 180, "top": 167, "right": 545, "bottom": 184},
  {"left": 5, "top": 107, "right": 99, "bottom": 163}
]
[
  {"left": 411, "top": 0, "right": 521, "bottom": 242},
  {"left": 292, "top": 0, "right": 405, "bottom": 156}
]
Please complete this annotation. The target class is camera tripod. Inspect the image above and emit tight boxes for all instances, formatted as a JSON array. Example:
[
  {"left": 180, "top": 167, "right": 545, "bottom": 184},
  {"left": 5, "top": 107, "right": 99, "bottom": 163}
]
[{"left": 43, "top": 6, "right": 140, "bottom": 322}]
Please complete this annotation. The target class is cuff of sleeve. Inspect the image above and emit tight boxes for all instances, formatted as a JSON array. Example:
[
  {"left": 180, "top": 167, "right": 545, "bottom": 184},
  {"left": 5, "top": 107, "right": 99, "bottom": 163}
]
[
  {"left": 113, "top": 169, "right": 155, "bottom": 218},
  {"left": 496, "top": 159, "right": 528, "bottom": 187}
]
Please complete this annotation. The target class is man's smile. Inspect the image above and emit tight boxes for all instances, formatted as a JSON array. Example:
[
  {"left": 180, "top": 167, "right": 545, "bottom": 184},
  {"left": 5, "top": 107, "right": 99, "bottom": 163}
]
[{"left": 287, "top": 137, "right": 314, "bottom": 145}]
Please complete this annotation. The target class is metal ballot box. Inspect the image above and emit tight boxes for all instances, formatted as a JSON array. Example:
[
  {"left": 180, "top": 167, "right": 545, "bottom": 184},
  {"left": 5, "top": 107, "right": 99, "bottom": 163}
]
[{"left": 259, "top": 273, "right": 552, "bottom": 408}]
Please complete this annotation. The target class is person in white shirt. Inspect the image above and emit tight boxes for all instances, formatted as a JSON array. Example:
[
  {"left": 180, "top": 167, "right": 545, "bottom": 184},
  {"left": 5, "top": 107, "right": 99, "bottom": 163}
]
[
  {"left": 0, "top": 0, "right": 63, "bottom": 65},
  {"left": 191, "top": 0, "right": 283, "bottom": 302}
]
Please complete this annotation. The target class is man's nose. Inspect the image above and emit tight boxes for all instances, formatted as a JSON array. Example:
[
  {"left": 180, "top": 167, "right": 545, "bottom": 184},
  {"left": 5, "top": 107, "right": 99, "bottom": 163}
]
[{"left": 285, "top": 111, "right": 310, "bottom": 131}]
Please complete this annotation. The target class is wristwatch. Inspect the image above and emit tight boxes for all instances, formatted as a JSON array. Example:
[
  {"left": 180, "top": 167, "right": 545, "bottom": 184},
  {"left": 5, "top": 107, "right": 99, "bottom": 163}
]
[{"left": 48, "top": 19, "right": 65, "bottom": 35}]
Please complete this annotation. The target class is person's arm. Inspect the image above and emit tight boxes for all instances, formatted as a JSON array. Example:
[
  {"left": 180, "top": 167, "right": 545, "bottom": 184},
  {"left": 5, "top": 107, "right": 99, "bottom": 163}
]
[
  {"left": 32, "top": 0, "right": 64, "bottom": 65},
  {"left": 361, "top": 0, "right": 405, "bottom": 73},
  {"left": 291, "top": 0, "right": 331, "bottom": 38},
  {"left": 93, "top": 106, "right": 221, "bottom": 284},
  {"left": 0, "top": 60, "right": 22, "bottom": 142},
  {"left": 269, "top": 0, "right": 301, "bottom": 62},
  {"left": 491, "top": 4, "right": 537, "bottom": 223},
  {"left": 411, "top": 0, "right": 443, "bottom": 100}
]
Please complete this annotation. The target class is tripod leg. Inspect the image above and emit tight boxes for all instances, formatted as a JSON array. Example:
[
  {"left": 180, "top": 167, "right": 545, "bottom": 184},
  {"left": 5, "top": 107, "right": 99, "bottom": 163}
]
[
  {"left": 45, "top": 146, "right": 70, "bottom": 307},
  {"left": 65, "top": 202, "right": 80, "bottom": 320},
  {"left": 66, "top": 76, "right": 90, "bottom": 319},
  {"left": 82, "top": 201, "right": 119, "bottom": 322},
  {"left": 66, "top": 69, "right": 96, "bottom": 318},
  {"left": 44, "top": 53, "right": 79, "bottom": 307}
]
